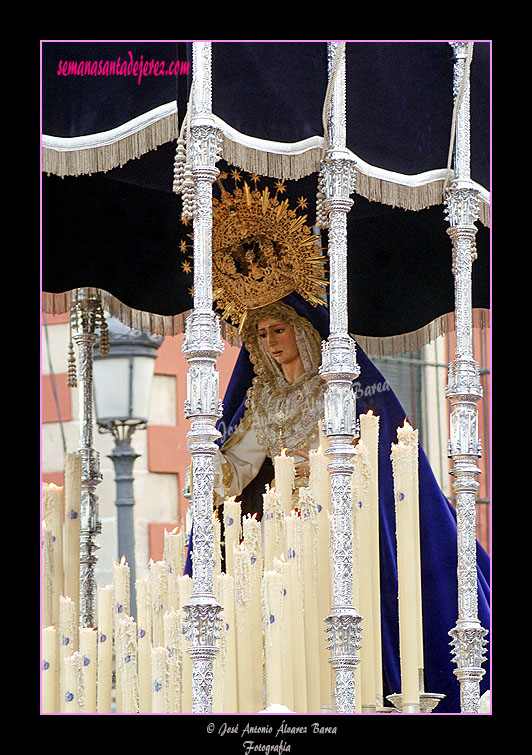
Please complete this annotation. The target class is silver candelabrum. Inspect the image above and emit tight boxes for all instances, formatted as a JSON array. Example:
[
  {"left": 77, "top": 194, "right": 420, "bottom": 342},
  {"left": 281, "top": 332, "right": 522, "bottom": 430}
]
[
  {"left": 444, "top": 42, "right": 488, "bottom": 713},
  {"left": 70, "top": 287, "right": 104, "bottom": 627},
  {"left": 181, "top": 41, "right": 224, "bottom": 714},
  {"left": 320, "top": 42, "right": 363, "bottom": 714}
]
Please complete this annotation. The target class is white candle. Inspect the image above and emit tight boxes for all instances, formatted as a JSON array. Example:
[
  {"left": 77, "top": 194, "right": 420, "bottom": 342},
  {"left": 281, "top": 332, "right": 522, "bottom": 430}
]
[
  {"left": 42, "top": 483, "right": 63, "bottom": 627},
  {"left": 274, "top": 449, "right": 295, "bottom": 515},
  {"left": 262, "top": 569, "right": 283, "bottom": 707},
  {"left": 42, "top": 626, "right": 58, "bottom": 713},
  {"left": 42, "top": 521, "right": 54, "bottom": 628},
  {"left": 63, "top": 452, "right": 81, "bottom": 618},
  {"left": 136, "top": 578, "right": 152, "bottom": 713},
  {"left": 163, "top": 527, "right": 184, "bottom": 611},
  {"left": 59, "top": 594, "right": 77, "bottom": 672},
  {"left": 151, "top": 646, "right": 168, "bottom": 713},
  {"left": 113, "top": 556, "right": 130, "bottom": 621},
  {"left": 62, "top": 652, "right": 82, "bottom": 713},
  {"left": 234, "top": 541, "right": 254, "bottom": 712},
  {"left": 262, "top": 485, "right": 285, "bottom": 571},
  {"left": 116, "top": 615, "right": 139, "bottom": 713},
  {"left": 299, "top": 488, "right": 321, "bottom": 713},
  {"left": 213, "top": 513, "right": 222, "bottom": 577},
  {"left": 275, "top": 556, "right": 294, "bottom": 712},
  {"left": 396, "top": 420, "right": 423, "bottom": 682},
  {"left": 177, "top": 575, "right": 193, "bottom": 712},
  {"left": 284, "top": 511, "right": 307, "bottom": 712},
  {"left": 352, "top": 440, "right": 374, "bottom": 712},
  {"left": 223, "top": 496, "right": 241, "bottom": 577},
  {"left": 79, "top": 627, "right": 97, "bottom": 713},
  {"left": 391, "top": 427, "right": 421, "bottom": 711},
  {"left": 215, "top": 572, "right": 238, "bottom": 713},
  {"left": 309, "top": 444, "right": 331, "bottom": 514},
  {"left": 359, "top": 410, "right": 383, "bottom": 705},
  {"left": 242, "top": 513, "right": 264, "bottom": 712},
  {"left": 149, "top": 559, "right": 168, "bottom": 648},
  {"left": 96, "top": 585, "right": 113, "bottom": 713},
  {"left": 164, "top": 610, "right": 181, "bottom": 713}
]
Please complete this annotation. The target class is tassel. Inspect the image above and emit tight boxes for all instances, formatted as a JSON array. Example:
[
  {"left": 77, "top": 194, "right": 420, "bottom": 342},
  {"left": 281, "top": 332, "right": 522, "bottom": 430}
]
[{"left": 67, "top": 306, "right": 77, "bottom": 388}]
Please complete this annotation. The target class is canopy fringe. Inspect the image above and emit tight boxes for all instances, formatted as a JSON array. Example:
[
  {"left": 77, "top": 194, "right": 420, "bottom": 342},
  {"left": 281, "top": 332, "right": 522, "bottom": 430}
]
[
  {"left": 221, "top": 133, "right": 323, "bottom": 181},
  {"left": 43, "top": 290, "right": 488, "bottom": 357},
  {"left": 353, "top": 308, "right": 490, "bottom": 358},
  {"left": 42, "top": 289, "right": 240, "bottom": 343},
  {"left": 42, "top": 112, "right": 179, "bottom": 177}
]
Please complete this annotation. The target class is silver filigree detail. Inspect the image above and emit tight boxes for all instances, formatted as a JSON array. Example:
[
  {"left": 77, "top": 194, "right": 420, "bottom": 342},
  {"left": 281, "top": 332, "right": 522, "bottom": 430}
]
[
  {"left": 70, "top": 289, "right": 104, "bottom": 627},
  {"left": 319, "top": 42, "right": 360, "bottom": 714},
  {"left": 444, "top": 41, "right": 488, "bottom": 713},
  {"left": 182, "top": 42, "right": 223, "bottom": 714}
]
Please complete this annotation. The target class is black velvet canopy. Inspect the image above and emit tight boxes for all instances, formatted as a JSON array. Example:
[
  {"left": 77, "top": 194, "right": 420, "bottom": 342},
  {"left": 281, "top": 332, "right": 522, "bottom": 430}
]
[{"left": 41, "top": 40, "right": 490, "bottom": 346}]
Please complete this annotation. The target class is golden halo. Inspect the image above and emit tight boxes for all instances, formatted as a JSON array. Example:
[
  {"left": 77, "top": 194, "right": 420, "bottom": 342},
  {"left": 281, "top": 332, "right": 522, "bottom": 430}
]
[{"left": 209, "top": 175, "right": 328, "bottom": 328}]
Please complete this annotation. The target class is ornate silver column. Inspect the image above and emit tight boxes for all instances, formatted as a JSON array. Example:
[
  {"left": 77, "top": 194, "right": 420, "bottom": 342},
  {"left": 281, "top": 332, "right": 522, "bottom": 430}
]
[
  {"left": 70, "top": 288, "right": 106, "bottom": 627},
  {"left": 444, "top": 41, "right": 488, "bottom": 713},
  {"left": 320, "top": 42, "right": 362, "bottom": 713},
  {"left": 181, "top": 42, "right": 224, "bottom": 713}
]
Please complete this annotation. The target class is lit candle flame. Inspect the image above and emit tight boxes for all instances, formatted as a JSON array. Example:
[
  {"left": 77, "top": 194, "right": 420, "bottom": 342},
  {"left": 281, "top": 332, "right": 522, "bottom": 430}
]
[
  {"left": 252, "top": 512, "right": 258, "bottom": 520},
  {"left": 225, "top": 495, "right": 237, "bottom": 504},
  {"left": 120, "top": 554, "right": 127, "bottom": 566},
  {"left": 367, "top": 409, "right": 374, "bottom": 416},
  {"left": 280, "top": 448, "right": 288, "bottom": 457},
  {"left": 170, "top": 525, "right": 179, "bottom": 535}
]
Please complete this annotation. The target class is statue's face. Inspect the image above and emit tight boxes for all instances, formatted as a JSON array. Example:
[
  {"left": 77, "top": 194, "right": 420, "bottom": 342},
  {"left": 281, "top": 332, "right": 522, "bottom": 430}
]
[{"left": 256, "top": 318, "right": 300, "bottom": 368}]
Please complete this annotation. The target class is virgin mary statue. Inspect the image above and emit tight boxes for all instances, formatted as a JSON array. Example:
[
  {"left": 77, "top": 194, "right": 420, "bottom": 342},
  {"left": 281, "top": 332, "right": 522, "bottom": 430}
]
[{"left": 183, "top": 177, "right": 490, "bottom": 714}]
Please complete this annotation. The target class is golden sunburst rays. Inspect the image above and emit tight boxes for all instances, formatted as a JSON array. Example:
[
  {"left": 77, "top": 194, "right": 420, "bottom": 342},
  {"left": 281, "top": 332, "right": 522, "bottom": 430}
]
[{"left": 179, "top": 168, "right": 327, "bottom": 322}]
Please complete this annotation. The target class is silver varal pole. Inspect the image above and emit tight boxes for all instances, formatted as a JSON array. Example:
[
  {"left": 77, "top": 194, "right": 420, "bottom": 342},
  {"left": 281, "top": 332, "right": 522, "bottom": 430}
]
[
  {"left": 182, "top": 41, "right": 224, "bottom": 713},
  {"left": 444, "top": 41, "right": 488, "bottom": 713},
  {"left": 71, "top": 287, "right": 103, "bottom": 627},
  {"left": 320, "top": 42, "right": 362, "bottom": 713}
]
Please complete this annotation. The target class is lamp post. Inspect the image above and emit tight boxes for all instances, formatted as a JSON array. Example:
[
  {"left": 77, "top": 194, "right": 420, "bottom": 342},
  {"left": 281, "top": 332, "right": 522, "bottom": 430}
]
[{"left": 93, "top": 317, "right": 163, "bottom": 620}]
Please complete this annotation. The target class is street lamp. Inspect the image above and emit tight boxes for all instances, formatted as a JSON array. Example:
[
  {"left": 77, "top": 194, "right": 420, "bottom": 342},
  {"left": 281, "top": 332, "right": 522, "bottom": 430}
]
[{"left": 93, "top": 316, "right": 163, "bottom": 619}]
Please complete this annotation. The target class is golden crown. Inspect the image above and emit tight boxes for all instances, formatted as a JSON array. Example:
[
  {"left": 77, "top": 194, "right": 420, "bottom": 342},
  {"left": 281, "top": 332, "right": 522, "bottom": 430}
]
[{"left": 183, "top": 170, "right": 328, "bottom": 329}]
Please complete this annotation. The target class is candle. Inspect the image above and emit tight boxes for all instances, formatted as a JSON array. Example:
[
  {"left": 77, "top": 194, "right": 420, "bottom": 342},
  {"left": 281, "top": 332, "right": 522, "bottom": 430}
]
[
  {"left": 62, "top": 652, "right": 82, "bottom": 713},
  {"left": 396, "top": 419, "right": 423, "bottom": 684},
  {"left": 391, "top": 425, "right": 421, "bottom": 712},
  {"left": 360, "top": 410, "right": 383, "bottom": 704},
  {"left": 164, "top": 610, "right": 181, "bottom": 713},
  {"left": 59, "top": 594, "right": 77, "bottom": 676},
  {"left": 284, "top": 511, "right": 307, "bottom": 712},
  {"left": 274, "top": 448, "right": 295, "bottom": 515},
  {"left": 63, "top": 452, "right": 81, "bottom": 618},
  {"left": 242, "top": 513, "right": 263, "bottom": 712},
  {"left": 213, "top": 512, "right": 222, "bottom": 577},
  {"left": 275, "top": 555, "right": 294, "bottom": 712},
  {"left": 149, "top": 559, "right": 168, "bottom": 648},
  {"left": 42, "top": 626, "right": 58, "bottom": 713},
  {"left": 223, "top": 496, "right": 241, "bottom": 577},
  {"left": 177, "top": 574, "right": 193, "bottom": 712},
  {"left": 352, "top": 440, "right": 374, "bottom": 712},
  {"left": 113, "top": 555, "right": 130, "bottom": 621},
  {"left": 163, "top": 527, "right": 184, "bottom": 611},
  {"left": 96, "top": 585, "right": 113, "bottom": 713},
  {"left": 215, "top": 572, "right": 238, "bottom": 713},
  {"left": 42, "top": 521, "right": 54, "bottom": 628},
  {"left": 79, "top": 627, "right": 97, "bottom": 713},
  {"left": 151, "top": 646, "right": 168, "bottom": 713},
  {"left": 135, "top": 577, "right": 152, "bottom": 712},
  {"left": 309, "top": 443, "right": 331, "bottom": 514},
  {"left": 116, "top": 615, "right": 139, "bottom": 713},
  {"left": 234, "top": 541, "right": 254, "bottom": 712},
  {"left": 299, "top": 488, "right": 321, "bottom": 713},
  {"left": 262, "top": 485, "right": 285, "bottom": 571},
  {"left": 262, "top": 569, "right": 284, "bottom": 707},
  {"left": 42, "top": 483, "right": 63, "bottom": 627}
]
